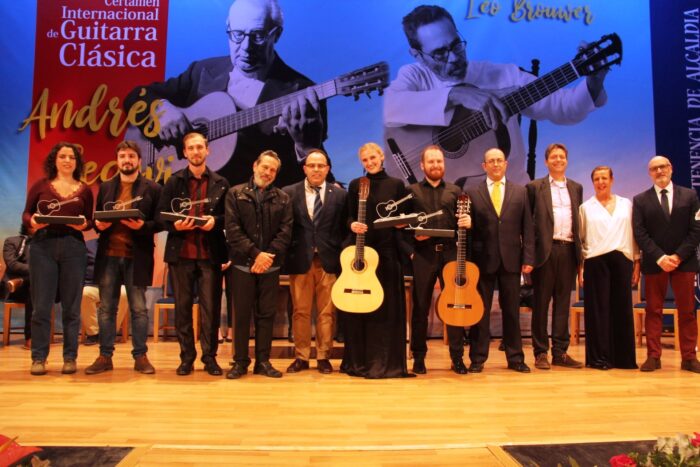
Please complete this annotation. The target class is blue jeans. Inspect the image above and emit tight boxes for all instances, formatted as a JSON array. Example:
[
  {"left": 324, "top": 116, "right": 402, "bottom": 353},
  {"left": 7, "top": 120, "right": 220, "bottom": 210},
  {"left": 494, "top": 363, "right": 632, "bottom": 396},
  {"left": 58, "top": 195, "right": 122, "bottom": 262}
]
[
  {"left": 29, "top": 233, "right": 87, "bottom": 362},
  {"left": 97, "top": 256, "right": 149, "bottom": 358}
]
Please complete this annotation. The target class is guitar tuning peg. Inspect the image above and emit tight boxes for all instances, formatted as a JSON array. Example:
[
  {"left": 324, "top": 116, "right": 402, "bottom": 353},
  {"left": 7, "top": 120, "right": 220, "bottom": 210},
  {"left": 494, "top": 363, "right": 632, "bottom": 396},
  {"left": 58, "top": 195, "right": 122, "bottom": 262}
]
[
  {"left": 353, "top": 93, "right": 360, "bottom": 101},
  {"left": 365, "top": 91, "right": 372, "bottom": 99},
  {"left": 378, "top": 89, "right": 384, "bottom": 96}
]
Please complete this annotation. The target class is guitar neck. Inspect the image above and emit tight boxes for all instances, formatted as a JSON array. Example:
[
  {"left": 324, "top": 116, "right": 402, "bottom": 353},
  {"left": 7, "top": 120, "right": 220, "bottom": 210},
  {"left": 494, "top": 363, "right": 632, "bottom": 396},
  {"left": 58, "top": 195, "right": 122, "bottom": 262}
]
[
  {"left": 456, "top": 227, "right": 466, "bottom": 278},
  {"left": 503, "top": 62, "right": 579, "bottom": 117},
  {"left": 207, "top": 80, "right": 338, "bottom": 141},
  {"left": 355, "top": 199, "right": 366, "bottom": 262},
  {"left": 460, "top": 62, "right": 580, "bottom": 141}
]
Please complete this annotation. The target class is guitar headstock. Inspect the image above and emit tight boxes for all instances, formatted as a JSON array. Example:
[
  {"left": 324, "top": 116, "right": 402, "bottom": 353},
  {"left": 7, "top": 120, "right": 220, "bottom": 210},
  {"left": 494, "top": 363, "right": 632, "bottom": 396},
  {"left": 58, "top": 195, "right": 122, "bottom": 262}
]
[
  {"left": 573, "top": 33, "right": 622, "bottom": 76},
  {"left": 457, "top": 194, "right": 471, "bottom": 217},
  {"left": 359, "top": 177, "right": 370, "bottom": 201},
  {"left": 336, "top": 62, "right": 389, "bottom": 100}
]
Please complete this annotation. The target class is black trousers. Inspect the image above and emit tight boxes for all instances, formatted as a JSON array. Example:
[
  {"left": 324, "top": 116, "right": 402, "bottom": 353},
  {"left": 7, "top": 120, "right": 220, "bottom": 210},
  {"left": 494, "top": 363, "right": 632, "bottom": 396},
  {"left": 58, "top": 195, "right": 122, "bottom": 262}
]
[
  {"left": 170, "top": 259, "right": 222, "bottom": 365},
  {"left": 531, "top": 242, "right": 577, "bottom": 358},
  {"left": 230, "top": 267, "right": 279, "bottom": 366},
  {"left": 411, "top": 246, "right": 464, "bottom": 359},
  {"left": 583, "top": 251, "right": 637, "bottom": 369},
  {"left": 469, "top": 264, "right": 524, "bottom": 365}
]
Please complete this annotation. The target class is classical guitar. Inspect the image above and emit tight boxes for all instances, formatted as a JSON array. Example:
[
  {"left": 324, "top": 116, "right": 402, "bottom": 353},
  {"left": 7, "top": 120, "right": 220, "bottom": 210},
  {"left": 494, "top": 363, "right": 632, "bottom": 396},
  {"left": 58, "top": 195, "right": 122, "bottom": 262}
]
[
  {"left": 125, "top": 62, "right": 390, "bottom": 172},
  {"left": 385, "top": 33, "right": 623, "bottom": 184},
  {"left": 436, "top": 194, "right": 484, "bottom": 327},
  {"left": 331, "top": 177, "right": 383, "bottom": 313}
]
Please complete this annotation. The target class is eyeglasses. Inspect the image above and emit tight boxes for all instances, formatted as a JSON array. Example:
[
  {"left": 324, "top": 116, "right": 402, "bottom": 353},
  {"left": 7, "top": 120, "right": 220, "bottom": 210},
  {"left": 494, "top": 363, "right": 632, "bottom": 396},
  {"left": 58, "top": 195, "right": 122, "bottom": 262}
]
[
  {"left": 226, "top": 26, "right": 279, "bottom": 45},
  {"left": 649, "top": 164, "right": 670, "bottom": 172},
  {"left": 484, "top": 159, "right": 506, "bottom": 166},
  {"left": 420, "top": 38, "right": 467, "bottom": 63},
  {"left": 305, "top": 163, "right": 328, "bottom": 170}
]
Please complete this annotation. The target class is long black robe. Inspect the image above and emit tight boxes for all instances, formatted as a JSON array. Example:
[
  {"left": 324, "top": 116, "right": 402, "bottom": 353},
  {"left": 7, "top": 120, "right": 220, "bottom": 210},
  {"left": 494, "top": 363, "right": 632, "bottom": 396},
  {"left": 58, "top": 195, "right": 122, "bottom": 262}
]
[{"left": 340, "top": 170, "right": 411, "bottom": 378}]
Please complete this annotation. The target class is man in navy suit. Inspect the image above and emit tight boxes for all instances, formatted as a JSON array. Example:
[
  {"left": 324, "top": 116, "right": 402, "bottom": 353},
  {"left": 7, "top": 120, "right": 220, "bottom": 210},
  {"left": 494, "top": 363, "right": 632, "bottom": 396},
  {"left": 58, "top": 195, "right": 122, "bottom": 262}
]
[
  {"left": 632, "top": 155, "right": 700, "bottom": 373},
  {"left": 527, "top": 143, "right": 584, "bottom": 370},
  {"left": 283, "top": 149, "right": 348, "bottom": 374},
  {"left": 466, "top": 148, "right": 535, "bottom": 373}
]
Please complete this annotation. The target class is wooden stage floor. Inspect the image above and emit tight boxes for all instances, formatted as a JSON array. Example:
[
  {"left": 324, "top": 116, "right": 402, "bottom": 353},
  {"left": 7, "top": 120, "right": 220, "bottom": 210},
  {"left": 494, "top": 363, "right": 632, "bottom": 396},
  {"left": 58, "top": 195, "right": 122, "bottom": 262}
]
[{"left": 1, "top": 336, "right": 698, "bottom": 466}]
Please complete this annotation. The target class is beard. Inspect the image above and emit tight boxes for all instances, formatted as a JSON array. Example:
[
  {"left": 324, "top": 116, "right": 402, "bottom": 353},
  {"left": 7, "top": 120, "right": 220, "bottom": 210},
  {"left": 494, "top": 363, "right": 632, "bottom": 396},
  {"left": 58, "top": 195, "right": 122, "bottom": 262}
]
[
  {"left": 119, "top": 165, "right": 139, "bottom": 175},
  {"left": 426, "top": 169, "right": 444, "bottom": 183}
]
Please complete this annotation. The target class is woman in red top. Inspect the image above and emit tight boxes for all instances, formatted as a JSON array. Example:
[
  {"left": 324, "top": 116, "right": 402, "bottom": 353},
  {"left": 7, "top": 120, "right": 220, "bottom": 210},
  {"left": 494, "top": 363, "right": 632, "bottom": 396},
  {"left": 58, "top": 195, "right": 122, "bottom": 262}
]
[{"left": 22, "top": 142, "right": 93, "bottom": 376}]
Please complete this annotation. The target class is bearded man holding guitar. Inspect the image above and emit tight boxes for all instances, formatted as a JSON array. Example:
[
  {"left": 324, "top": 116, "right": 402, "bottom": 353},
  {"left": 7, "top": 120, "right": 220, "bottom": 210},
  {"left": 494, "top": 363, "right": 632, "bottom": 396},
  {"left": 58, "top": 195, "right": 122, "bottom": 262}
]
[
  {"left": 407, "top": 145, "right": 472, "bottom": 375},
  {"left": 339, "top": 143, "right": 413, "bottom": 379},
  {"left": 383, "top": 4, "right": 614, "bottom": 188}
]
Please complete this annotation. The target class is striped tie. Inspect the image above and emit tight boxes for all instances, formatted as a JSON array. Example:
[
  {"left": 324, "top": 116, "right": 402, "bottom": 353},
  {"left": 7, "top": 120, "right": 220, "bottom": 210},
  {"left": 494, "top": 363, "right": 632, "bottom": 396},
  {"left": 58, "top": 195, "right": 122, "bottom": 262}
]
[{"left": 312, "top": 186, "right": 322, "bottom": 225}]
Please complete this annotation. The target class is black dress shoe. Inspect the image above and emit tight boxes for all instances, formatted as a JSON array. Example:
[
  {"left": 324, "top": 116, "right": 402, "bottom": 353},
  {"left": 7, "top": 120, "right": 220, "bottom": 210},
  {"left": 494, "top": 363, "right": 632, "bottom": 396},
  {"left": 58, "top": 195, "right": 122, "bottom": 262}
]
[
  {"left": 680, "top": 358, "right": 700, "bottom": 373},
  {"left": 507, "top": 361, "right": 531, "bottom": 373},
  {"left": 204, "top": 360, "right": 223, "bottom": 376},
  {"left": 451, "top": 358, "right": 468, "bottom": 375},
  {"left": 226, "top": 362, "right": 248, "bottom": 380},
  {"left": 176, "top": 362, "right": 193, "bottom": 376},
  {"left": 412, "top": 357, "right": 427, "bottom": 374},
  {"left": 468, "top": 362, "right": 484, "bottom": 373},
  {"left": 286, "top": 358, "right": 309, "bottom": 373},
  {"left": 317, "top": 359, "right": 333, "bottom": 374},
  {"left": 253, "top": 361, "right": 283, "bottom": 378},
  {"left": 586, "top": 361, "right": 610, "bottom": 371}
]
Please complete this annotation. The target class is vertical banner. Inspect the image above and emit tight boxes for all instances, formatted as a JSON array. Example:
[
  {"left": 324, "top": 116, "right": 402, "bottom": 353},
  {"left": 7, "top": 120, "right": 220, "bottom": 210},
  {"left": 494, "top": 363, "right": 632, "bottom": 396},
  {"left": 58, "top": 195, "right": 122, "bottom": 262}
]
[
  {"left": 23, "top": 0, "right": 169, "bottom": 189},
  {"left": 649, "top": 0, "right": 700, "bottom": 190}
]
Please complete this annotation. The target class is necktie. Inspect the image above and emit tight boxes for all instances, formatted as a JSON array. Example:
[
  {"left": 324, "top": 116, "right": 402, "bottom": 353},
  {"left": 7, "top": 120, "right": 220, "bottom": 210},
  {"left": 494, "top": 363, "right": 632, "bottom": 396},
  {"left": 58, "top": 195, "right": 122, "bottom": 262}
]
[
  {"left": 312, "top": 186, "right": 322, "bottom": 224},
  {"left": 491, "top": 181, "right": 502, "bottom": 217},
  {"left": 660, "top": 188, "right": 670, "bottom": 219}
]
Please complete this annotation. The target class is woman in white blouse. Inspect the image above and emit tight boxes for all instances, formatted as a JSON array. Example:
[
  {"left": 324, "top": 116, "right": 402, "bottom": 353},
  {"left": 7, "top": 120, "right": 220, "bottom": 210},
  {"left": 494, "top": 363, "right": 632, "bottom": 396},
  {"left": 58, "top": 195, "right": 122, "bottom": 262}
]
[{"left": 579, "top": 166, "right": 639, "bottom": 370}]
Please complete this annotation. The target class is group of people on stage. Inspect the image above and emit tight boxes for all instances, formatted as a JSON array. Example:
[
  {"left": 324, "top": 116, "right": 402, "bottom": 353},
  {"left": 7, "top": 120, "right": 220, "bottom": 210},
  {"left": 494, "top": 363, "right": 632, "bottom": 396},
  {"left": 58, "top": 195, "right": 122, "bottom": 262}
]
[
  {"left": 6, "top": 0, "right": 698, "bottom": 379},
  {"left": 12, "top": 131, "right": 700, "bottom": 380}
]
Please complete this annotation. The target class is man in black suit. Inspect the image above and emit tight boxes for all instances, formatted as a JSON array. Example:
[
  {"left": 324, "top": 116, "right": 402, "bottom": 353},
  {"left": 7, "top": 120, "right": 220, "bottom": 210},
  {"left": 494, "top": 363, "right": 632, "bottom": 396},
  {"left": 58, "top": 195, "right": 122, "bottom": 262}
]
[
  {"left": 282, "top": 149, "right": 348, "bottom": 374},
  {"left": 124, "top": 0, "right": 326, "bottom": 188},
  {"left": 632, "top": 155, "right": 700, "bottom": 373},
  {"left": 527, "top": 143, "right": 583, "bottom": 370},
  {"left": 85, "top": 141, "right": 162, "bottom": 375},
  {"left": 466, "top": 148, "right": 534, "bottom": 373}
]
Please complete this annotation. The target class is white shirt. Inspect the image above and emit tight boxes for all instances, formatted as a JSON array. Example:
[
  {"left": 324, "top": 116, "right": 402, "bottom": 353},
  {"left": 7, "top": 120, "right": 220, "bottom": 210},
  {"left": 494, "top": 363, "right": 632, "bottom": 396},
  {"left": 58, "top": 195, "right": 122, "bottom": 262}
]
[
  {"left": 305, "top": 179, "right": 326, "bottom": 219},
  {"left": 550, "top": 176, "right": 573, "bottom": 242},
  {"left": 579, "top": 195, "right": 639, "bottom": 261},
  {"left": 227, "top": 69, "right": 265, "bottom": 109},
  {"left": 653, "top": 182, "right": 674, "bottom": 215}
]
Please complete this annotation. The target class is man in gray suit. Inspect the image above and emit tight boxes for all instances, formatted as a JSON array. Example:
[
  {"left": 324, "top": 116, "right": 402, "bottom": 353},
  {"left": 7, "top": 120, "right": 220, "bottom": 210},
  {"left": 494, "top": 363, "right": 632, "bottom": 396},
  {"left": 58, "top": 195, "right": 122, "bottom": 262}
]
[
  {"left": 633, "top": 155, "right": 700, "bottom": 373},
  {"left": 466, "top": 148, "right": 535, "bottom": 373},
  {"left": 527, "top": 143, "right": 584, "bottom": 370},
  {"left": 282, "top": 149, "right": 348, "bottom": 374}
]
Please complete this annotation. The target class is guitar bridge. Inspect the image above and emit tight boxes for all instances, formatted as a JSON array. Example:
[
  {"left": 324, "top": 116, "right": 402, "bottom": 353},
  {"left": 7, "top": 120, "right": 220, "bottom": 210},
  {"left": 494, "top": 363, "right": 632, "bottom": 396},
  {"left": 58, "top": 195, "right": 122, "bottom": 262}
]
[
  {"left": 447, "top": 304, "right": 472, "bottom": 309},
  {"left": 343, "top": 288, "right": 371, "bottom": 295}
]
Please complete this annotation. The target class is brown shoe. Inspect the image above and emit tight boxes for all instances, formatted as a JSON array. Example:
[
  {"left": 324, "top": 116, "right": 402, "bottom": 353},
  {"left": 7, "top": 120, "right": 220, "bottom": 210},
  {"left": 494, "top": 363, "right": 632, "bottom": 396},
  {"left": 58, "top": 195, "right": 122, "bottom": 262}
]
[
  {"left": 680, "top": 359, "right": 700, "bottom": 373},
  {"left": 134, "top": 355, "right": 156, "bottom": 374},
  {"left": 640, "top": 357, "right": 661, "bottom": 372},
  {"left": 552, "top": 354, "right": 583, "bottom": 368},
  {"left": 30, "top": 360, "right": 47, "bottom": 376},
  {"left": 85, "top": 355, "right": 113, "bottom": 375},
  {"left": 534, "top": 353, "right": 551, "bottom": 370},
  {"left": 62, "top": 359, "right": 77, "bottom": 375}
]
